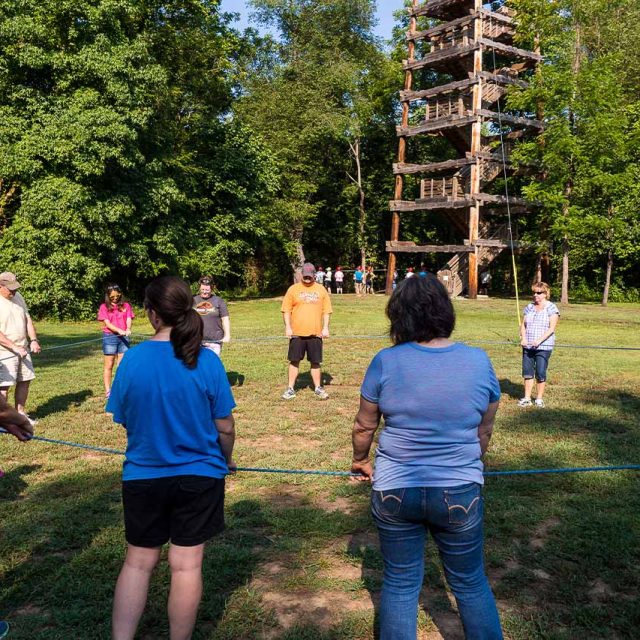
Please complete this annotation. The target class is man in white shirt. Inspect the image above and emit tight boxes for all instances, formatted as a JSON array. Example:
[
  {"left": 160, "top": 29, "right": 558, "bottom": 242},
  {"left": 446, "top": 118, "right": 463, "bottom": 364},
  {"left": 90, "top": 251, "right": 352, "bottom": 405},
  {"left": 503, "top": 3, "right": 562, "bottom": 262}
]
[{"left": 0, "top": 272, "right": 41, "bottom": 414}]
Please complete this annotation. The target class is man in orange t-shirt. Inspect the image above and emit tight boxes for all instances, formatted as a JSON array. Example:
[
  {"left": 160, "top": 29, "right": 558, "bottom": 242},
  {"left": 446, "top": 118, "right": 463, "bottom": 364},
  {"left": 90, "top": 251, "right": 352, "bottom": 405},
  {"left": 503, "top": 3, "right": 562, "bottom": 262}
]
[{"left": 281, "top": 263, "right": 332, "bottom": 400}]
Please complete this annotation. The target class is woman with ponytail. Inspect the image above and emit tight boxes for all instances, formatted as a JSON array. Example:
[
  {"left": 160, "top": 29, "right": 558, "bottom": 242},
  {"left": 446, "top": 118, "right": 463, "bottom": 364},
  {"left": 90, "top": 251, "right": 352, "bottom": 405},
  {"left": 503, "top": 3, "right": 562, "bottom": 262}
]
[{"left": 107, "top": 276, "right": 236, "bottom": 640}]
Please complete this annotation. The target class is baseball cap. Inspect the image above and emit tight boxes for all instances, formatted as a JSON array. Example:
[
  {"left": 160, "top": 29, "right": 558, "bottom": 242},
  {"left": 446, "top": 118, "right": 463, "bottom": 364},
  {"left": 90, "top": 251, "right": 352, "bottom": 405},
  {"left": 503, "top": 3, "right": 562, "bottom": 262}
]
[
  {"left": 301, "top": 263, "right": 316, "bottom": 278},
  {"left": 0, "top": 272, "right": 21, "bottom": 290}
]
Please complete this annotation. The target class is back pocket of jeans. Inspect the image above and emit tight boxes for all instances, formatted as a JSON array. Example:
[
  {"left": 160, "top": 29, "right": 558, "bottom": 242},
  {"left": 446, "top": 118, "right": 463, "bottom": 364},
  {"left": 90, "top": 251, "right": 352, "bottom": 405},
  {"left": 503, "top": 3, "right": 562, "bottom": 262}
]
[
  {"left": 373, "top": 488, "right": 405, "bottom": 516},
  {"left": 444, "top": 485, "right": 481, "bottom": 525}
]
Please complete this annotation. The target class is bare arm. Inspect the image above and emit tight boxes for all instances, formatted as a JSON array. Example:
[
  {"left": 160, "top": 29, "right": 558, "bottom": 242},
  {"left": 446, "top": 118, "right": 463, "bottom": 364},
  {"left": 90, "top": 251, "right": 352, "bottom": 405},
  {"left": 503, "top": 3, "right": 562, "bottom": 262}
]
[
  {"left": 0, "top": 396, "right": 33, "bottom": 441},
  {"left": 221, "top": 316, "right": 231, "bottom": 343},
  {"left": 519, "top": 318, "right": 528, "bottom": 346},
  {"left": 101, "top": 320, "right": 125, "bottom": 336},
  {"left": 478, "top": 401, "right": 500, "bottom": 456},
  {"left": 321, "top": 313, "right": 330, "bottom": 338},
  {"left": 283, "top": 311, "right": 293, "bottom": 337},
  {"left": 351, "top": 397, "right": 381, "bottom": 481},
  {"left": 26, "top": 316, "right": 41, "bottom": 354},
  {"left": 215, "top": 414, "right": 236, "bottom": 471}
]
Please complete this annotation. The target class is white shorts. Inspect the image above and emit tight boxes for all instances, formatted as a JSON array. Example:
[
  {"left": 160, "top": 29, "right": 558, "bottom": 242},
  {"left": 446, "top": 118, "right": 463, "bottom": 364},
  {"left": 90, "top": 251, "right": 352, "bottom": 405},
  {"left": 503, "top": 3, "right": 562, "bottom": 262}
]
[
  {"left": 202, "top": 342, "right": 222, "bottom": 357},
  {"left": 0, "top": 352, "right": 36, "bottom": 387}
]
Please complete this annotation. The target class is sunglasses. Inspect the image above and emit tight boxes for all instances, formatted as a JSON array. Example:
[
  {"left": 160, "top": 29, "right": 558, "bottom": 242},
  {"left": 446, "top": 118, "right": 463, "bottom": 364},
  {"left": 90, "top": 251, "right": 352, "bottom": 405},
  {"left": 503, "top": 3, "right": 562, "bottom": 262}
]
[
  {"left": 108, "top": 285, "right": 121, "bottom": 292},
  {"left": 199, "top": 278, "right": 212, "bottom": 285},
  {"left": 533, "top": 291, "right": 546, "bottom": 295}
]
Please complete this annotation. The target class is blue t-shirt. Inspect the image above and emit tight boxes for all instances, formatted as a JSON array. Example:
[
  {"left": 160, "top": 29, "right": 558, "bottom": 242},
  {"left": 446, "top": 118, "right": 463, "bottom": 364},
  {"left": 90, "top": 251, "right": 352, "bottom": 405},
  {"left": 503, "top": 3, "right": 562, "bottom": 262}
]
[
  {"left": 107, "top": 341, "right": 236, "bottom": 481},
  {"left": 361, "top": 342, "right": 501, "bottom": 490}
]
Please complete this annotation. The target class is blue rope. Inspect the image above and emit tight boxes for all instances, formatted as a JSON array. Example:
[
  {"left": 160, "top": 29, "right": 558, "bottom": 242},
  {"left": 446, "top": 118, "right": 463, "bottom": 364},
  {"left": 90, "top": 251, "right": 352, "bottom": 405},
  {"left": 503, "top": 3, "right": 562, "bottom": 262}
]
[{"left": 2, "top": 430, "right": 639, "bottom": 478}]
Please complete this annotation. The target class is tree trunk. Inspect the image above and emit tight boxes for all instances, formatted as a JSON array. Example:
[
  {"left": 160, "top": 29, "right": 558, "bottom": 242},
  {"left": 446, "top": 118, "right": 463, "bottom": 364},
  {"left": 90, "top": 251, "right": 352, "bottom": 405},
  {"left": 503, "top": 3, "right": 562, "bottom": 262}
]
[
  {"left": 289, "top": 227, "right": 306, "bottom": 283},
  {"left": 561, "top": 233, "right": 569, "bottom": 305},
  {"left": 541, "top": 252, "right": 551, "bottom": 284},
  {"left": 602, "top": 248, "right": 613, "bottom": 306},
  {"left": 535, "top": 254, "right": 542, "bottom": 282},
  {"left": 349, "top": 138, "right": 367, "bottom": 273}
]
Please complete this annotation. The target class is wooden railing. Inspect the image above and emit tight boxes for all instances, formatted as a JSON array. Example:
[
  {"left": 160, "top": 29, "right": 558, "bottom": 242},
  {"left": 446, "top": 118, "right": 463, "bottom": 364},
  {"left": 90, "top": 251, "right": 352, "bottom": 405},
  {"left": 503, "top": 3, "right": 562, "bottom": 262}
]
[
  {"left": 429, "top": 23, "right": 473, "bottom": 53},
  {"left": 420, "top": 176, "right": 467, "bottom": 200},
  {"left": 424, "top": 92, "right": 473, "bottom": 121},
  {"left": 482, "top": 16, "right": 515, "bottom": 41}
]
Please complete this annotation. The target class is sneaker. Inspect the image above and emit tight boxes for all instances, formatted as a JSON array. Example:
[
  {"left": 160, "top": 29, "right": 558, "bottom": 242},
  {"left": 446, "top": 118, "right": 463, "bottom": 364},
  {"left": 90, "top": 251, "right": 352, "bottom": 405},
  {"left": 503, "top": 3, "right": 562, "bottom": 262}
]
[
  {"left": 314, "top": 386, "right": 329, "bottom": 400},
  {"left": 0, "top": 621, "right": 9, "bottom": 639},
  {"left": 534, "top": 398, "right": 545, "bottom": 407},
  {"left": 517, "top": 397, "right": 532, "bottom": 407},
  {"left": 281, "top": 387, "right": 296, "bottom": 400}
]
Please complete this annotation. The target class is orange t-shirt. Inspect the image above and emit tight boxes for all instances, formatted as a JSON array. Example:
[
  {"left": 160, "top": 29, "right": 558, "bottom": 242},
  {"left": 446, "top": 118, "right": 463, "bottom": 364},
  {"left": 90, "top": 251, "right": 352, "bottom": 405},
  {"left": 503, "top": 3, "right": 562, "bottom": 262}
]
[{"left": 281, "top": 283, "right": 332, "bottom": 336}]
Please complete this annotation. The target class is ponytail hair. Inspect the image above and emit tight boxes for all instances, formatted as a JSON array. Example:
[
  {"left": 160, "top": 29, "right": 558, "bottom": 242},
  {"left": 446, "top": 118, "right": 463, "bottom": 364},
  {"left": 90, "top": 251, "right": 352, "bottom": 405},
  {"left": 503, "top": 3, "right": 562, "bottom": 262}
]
[{"left": 144, "top": 276, "right": 203, "bottom": 368}]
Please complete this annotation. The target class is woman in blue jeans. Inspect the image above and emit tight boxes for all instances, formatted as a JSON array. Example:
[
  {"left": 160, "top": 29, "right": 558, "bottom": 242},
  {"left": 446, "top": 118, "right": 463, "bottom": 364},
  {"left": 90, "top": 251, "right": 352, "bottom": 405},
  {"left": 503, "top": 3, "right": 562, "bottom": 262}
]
[{"left": 351, "top": 275, "right": 502, "bottom": 639}]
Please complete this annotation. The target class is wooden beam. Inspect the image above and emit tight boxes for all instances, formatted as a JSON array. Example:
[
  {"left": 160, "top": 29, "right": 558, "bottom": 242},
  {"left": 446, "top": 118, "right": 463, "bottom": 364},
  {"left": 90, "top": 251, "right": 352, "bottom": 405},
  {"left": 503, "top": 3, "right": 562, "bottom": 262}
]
[
  {"left": 403, "top": 44, "right": 479, "bottom": 71},
  {"left": 410, "top": 0, "right": 472, "bottom": 19},
  {"left": 400, "top": 78, "right": 476, "bottom": 102},
  {"left": 479, "top": 8, "right": 515, "bottom": 25},
  {"left": 397, "top": 115, "right": 477, "bottom": 137},
  {"left": 407, "top": 14, "right": 474, "bottom": 41},
  {"left": 393, "top": 158, "right": 474, "bottom": 175},
  {"left": 390, "top": 199, "right": 473, "bottom": 212},
  {"left": 476, "top": 109, "right": 543, "bottom": 129},
  {"left": 387, "top": 241, "right": 475, "bottom": 254},
  {"left": 477, "top": 38, "right": 543, "bottom": 62}
]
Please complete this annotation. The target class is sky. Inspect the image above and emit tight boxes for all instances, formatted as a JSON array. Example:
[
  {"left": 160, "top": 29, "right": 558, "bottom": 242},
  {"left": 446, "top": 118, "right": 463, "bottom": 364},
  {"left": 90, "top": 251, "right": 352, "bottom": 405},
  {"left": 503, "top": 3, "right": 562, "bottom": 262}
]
[{"left": 219, "top": 0, "right": 406, "bottom": 42}]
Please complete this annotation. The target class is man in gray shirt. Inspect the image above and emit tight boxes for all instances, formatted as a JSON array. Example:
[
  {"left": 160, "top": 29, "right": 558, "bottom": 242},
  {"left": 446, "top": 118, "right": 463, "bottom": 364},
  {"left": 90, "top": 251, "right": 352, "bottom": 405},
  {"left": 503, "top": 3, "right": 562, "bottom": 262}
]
[{"left": 193, "top": 276, "right": 230, "bottom": 357}]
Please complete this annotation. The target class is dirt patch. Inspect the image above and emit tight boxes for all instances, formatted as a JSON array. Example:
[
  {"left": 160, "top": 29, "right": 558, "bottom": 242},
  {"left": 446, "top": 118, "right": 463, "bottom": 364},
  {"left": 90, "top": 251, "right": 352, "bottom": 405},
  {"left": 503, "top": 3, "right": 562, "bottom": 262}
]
[
  {"left": 589, "top": 578, "right": 615, "bottom": 602},
  {"left": 489, "top": 558, "right": 522, "bottom": 582},
  {"left": 246, "top": 434, "right": 322, "bottom": 453},
  {"left": 529, "top": 516, "right": 561, "bottom": 550},
  {"left": 532, "top": 568, "right": 552, "bottom": 581},
  {"left": 259, "top": 588, "right": 371, "bottom": 632},
  {"left": 15, "top": 604, "right": 49, "bottom": 618}
]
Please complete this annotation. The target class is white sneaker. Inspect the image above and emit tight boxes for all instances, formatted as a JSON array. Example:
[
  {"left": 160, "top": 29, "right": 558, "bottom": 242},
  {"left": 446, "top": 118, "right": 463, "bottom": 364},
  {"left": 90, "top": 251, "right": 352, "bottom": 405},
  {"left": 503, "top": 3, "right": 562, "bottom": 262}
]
[
  {"left": 314, "top": 386, "right": 329, "bottom": 400},
  {"left": 518, "top": 397, "right": 533, "bottom": 407},
  {"left": 534, "top": 398, "right": 545, "bottom": 407},
  {"left": 281, "top": 388, "right": 296, "bottom": 400}
]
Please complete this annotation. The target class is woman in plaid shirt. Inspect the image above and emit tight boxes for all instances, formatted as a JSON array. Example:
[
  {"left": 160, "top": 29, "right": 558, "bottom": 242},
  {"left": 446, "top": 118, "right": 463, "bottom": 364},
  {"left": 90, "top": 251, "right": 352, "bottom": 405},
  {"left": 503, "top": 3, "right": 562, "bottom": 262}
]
[{"left": 518, "top": 282, "right": 560, "bottom": 407}]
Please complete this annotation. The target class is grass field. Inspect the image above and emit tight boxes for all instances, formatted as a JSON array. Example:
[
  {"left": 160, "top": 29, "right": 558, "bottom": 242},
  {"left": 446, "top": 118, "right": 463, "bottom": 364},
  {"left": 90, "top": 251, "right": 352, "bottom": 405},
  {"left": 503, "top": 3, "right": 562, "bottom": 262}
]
[{"left": 1, "top": 295, "right": 639, "bottom": 639}]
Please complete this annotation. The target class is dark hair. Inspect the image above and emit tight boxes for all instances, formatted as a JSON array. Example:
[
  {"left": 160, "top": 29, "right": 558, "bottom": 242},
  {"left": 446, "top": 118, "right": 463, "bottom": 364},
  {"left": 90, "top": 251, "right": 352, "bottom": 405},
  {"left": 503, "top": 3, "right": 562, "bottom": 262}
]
[
  {"left": 386, "top": 275, "right": 455, "bottom": 345},
  {"left": 105, "top": 283, "right": 126, "bottom": 312},
  {"left": 144, "top": 276, "right": 203, "bottom": 368}
]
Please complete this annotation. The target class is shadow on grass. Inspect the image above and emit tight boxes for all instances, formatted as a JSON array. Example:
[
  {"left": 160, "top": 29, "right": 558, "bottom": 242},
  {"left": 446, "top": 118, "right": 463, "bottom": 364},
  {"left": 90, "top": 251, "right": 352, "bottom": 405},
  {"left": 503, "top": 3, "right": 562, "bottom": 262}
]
[
  {"left": 294, "top": 370, "right": 334, "bottom": 391},
  {"left": 482, "top": 389, "right": 640, "bottom": 638},
  {"left": 30, "top": 390, "right": 93, "bottom": 420},
  {"left": 0, "top": 464, "right": 40, "bottom": 501},
  {"left": 499, "top": 377, "right": 523, "bottom": 399},
  {"left": 227, "top": 371, "right": 245, "bottom": 387}
]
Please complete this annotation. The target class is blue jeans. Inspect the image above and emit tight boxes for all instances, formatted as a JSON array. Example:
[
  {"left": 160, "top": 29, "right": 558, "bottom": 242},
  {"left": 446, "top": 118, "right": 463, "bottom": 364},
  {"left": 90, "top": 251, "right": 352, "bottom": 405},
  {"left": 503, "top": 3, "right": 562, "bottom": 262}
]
[
  {"left": 372, "top": 484, "right": 503, "bottom": 640},
  {"left": 522, "top": 348, "right": 551, "bottom": 382}
]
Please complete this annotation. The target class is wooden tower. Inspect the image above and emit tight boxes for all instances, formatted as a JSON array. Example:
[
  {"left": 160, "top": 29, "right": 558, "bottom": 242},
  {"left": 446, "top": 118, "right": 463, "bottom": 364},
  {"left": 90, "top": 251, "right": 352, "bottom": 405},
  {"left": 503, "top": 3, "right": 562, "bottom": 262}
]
[{"left": 385, "top": 0, "right": 541, "bottom": 297}]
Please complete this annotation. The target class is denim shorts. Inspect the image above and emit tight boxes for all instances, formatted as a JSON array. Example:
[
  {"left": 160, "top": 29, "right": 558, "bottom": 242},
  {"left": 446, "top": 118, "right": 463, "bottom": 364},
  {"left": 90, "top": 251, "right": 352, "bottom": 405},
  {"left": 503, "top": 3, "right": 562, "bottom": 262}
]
[
  {"left": 102, "top": 334, "right": 130, "bottom": 356},
  {"left": 522, "top": 348, "right": 552, "bottom": 382}
]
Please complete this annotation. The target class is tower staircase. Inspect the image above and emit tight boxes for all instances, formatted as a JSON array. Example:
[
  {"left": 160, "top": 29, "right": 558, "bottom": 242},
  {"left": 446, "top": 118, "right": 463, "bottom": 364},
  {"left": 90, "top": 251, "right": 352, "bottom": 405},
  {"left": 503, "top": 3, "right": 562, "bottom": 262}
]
[{"left": 386, "top": 0, "right": 541, "bottom": 297}]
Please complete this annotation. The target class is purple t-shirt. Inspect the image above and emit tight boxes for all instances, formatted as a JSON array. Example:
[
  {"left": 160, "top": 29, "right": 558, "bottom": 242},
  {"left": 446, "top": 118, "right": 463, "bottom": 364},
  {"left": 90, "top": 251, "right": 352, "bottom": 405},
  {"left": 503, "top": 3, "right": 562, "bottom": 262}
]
[
  {"left": 98, "top": 303, "right": 135, "bottom": 335},
  {"left": 361, "top": 342, "right": 501, "bottom": 490}
]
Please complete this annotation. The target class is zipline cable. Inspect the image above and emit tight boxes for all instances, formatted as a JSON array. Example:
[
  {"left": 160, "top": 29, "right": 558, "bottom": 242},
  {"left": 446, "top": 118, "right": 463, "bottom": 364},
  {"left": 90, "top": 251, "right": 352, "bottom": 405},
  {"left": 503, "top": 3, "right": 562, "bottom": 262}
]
[
  {"left": 492, "top": 48, "right": 521, "bottom": 326},
  {"left": 2, "top": 429, "right": 639, "bottom": 478}
]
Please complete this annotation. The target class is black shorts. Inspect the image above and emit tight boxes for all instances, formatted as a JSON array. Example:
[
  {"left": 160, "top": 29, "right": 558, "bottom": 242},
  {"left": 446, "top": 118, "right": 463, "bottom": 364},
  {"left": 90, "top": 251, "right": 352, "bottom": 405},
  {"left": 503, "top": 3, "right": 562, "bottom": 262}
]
[
  {"left": 287, "top": 336, "right": 323, "bottom": 364},
  {"left": 122, "top": 475, "right": 225, "bottom": 548}
]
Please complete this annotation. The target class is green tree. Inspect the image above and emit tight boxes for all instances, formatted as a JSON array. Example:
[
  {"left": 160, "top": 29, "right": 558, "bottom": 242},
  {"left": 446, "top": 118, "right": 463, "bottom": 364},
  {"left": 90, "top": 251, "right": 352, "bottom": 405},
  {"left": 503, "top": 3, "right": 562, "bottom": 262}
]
[{"left": 0, "top": 0, "right": 277, "bottom": 317}]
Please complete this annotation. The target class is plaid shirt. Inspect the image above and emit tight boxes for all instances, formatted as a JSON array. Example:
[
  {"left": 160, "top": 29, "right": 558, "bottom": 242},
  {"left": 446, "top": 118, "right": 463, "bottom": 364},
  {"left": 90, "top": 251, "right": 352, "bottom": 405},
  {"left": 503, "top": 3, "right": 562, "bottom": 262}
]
[{"left": 523, "top": 302, "right": 560, "bottom": 351}]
